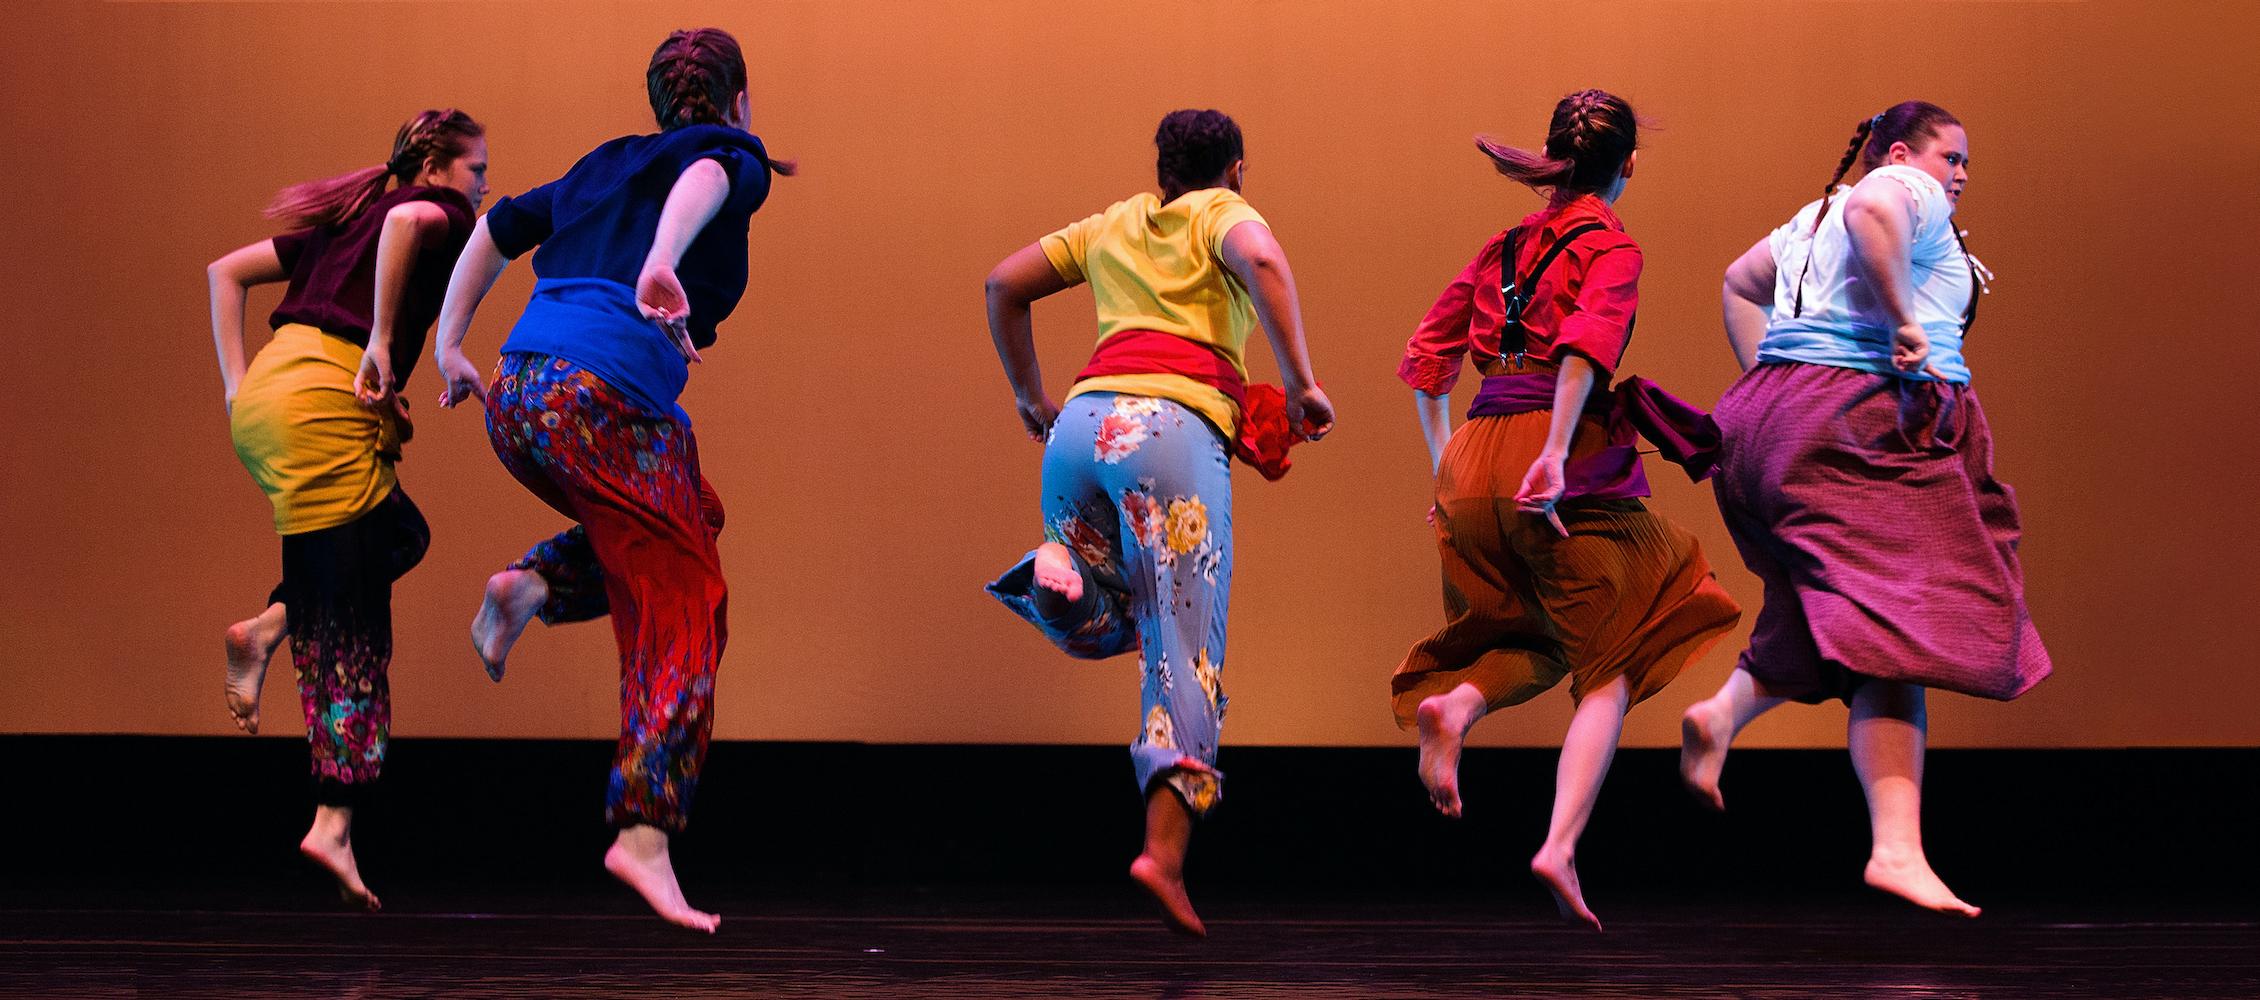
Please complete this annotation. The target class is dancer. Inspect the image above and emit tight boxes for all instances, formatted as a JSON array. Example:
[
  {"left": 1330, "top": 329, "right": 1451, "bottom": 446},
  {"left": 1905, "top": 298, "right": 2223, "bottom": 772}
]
[
  {"left": 1390, "top": 90, "right": 1741, "bottom": 930},
  {"left": 982, "top": 109, "right": 1334, "bottom": 937},
  {"left": 208, "top": 109, "right": 487, "bottom": 909},
  {"left": 1678, "top": 101, "right": 2049, "bottom": 917},
  {"left": 430, "top": 28, "right": 791, "bottom": 933}
]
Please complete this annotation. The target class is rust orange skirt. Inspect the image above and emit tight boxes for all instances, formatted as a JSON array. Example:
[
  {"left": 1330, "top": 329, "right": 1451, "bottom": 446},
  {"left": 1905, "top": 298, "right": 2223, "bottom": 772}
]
[{"left": 1390, "top": 407, "right": 1742, "bottom": 726}]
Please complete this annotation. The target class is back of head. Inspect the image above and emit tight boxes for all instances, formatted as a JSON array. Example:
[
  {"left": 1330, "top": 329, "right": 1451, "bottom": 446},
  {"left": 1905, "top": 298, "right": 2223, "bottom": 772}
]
[
  {"left": 1154, "top": 109, "right": 1244, "bottom": 201},
  {"left": 1476, "top": 89, "right": 1640, "bottom": 195},
  {"left": 264, "top": 108, "right": 483, "bottom": 230},
  {"left": 644, "top": 28, "right": 796, "bottom": 176}
]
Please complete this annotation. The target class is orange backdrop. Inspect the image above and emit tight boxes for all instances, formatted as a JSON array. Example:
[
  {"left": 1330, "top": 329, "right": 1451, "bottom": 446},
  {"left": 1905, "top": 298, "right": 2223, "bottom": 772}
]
[{"left": 2, "top": 1, "right": 2253, "bottom": 748}]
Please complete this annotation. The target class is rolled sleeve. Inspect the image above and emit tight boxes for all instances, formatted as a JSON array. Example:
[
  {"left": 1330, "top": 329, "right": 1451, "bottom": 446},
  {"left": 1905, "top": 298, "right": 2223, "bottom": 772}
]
[
  {"left": 1397, "top": 242, "right": 1490, "bottom": 395},
  {"left": 1550, "top": 243, "right": 1642, "bottom": 376}
]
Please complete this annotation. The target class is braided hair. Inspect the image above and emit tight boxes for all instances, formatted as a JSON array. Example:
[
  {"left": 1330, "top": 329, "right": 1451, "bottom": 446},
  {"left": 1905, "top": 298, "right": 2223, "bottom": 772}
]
[
  {"left": 265, "top": 109, "right": 483, "bottom": 230},
  {"left": 1809, "top": 100, "right": 1960, "bottom": 236},
  {"left": 1476, "top": 89, "right": 1639, "bottom": 195},
  {"left": 646, "top": 28, "right": 797, "bottom": 176},
  {"left": 1154, "top": 109, "right": 1244, "bottom": 201}
]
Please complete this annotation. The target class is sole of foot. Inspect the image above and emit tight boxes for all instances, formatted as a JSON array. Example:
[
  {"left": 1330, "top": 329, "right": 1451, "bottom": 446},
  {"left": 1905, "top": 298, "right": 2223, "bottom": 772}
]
[
  {"left": 604, "top": 842, "right": 720, "bottom": 933},
  {"left": 471, "top": 570, "right": 546, "bottom": 683},
  {"left": 1414, "top": 696, "right": 1469, "bottom": 818},
  {"left": 1530, "top": 851, "right": 1603, "bottom": 931},
  {"left": 1128, "top": 855, "right": 1206, "bottom": 938},
  {"left": 1678, "top": 704, "right": 1729, "bottom": 812},
  {"left": 223, "top": 619, "right": 278, "bottom": 734}
]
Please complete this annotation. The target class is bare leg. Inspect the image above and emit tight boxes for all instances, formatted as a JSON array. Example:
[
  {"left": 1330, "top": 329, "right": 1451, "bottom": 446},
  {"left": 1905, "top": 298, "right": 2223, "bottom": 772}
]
[
  {"left": 1530, "top": 676, "right": 1630, "bottom": 931},
  {"left": 1032, "top": 541, "right": 1085, "bottom": 605},
  {"left": 298, "top": 805, "right": 379, "bottom": 911},
  {"left": 1679, "top": 667, "right": 1787, "bottom": 811},
  {"left": 1128, "top": 783, "right": 1205, "bottom": 937},
  {"left": 223, "top": 602, "right": 288, "bottom": 734},
  {"left": 1850, "top": 680, "right": 1980, "bottom": 918},
  {"left": 1414, "top": 683, "right": 1487, "bottom": 818},
  {"left": 604, "top": 824, "right": 719, "bottom": 933},
  {"left": 471, "top": 569, "right": 549, "bottom": 682}
]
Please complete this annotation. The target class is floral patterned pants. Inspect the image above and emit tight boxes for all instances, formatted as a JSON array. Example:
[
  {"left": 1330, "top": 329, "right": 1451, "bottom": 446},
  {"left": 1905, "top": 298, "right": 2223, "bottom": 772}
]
[
  {"left": 485, "top": 353, "right": 727, "bottom": 833},
  {"left": 276, "top": 486, "right": 429, "bottom": 800},
  {"left": 987, "top": 392, "right": 1233, "bottom": 815}
]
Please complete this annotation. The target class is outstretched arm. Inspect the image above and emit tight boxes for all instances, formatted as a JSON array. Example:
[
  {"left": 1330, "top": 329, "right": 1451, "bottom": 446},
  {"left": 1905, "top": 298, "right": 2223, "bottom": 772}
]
[
  {"left": 431, "top": 216, "right": 511, "bottom": 408},
  {"left": 984, "top": 242, "right": 1073, "bottom": 441},
  {"left": 1219, "top": 220, "right": 1333, "bottom": 438},
  {"left": 206, "top": 240, "right": 288, "bottom": 412},
  {"left": 1721, "top": 238, "right": 1777, "bottom": 372}
]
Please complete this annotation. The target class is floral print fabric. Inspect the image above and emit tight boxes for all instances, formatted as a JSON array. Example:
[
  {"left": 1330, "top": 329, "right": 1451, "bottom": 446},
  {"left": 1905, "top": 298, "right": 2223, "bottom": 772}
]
[
  {"left": 279, "top": 486, "right": 429, "bottom": 796},
  {"left": 485, "top": 353, "right": 728, "bottom": 832},
  {"left": 987, "top": 393, "right": 1233, "bottom": 814}
]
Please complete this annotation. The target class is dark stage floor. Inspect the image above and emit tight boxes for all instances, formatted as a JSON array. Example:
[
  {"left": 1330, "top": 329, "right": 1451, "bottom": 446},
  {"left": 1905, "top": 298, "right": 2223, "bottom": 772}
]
[{"left": 2, "top": 892, "right": 2254, "bottom": 999}]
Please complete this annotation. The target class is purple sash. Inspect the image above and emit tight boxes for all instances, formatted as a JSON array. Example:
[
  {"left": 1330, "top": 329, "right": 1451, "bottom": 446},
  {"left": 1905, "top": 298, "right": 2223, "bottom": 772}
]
[{"left": 1466, "top": 373, "right": 1721, "bottom": 500}]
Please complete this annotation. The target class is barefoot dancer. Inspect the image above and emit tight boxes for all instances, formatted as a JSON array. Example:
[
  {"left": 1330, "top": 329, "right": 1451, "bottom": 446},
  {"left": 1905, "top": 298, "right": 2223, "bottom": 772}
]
[
  {"left": 208, "top": 110, "right": 488, "bottom": 909},
  {"left": 429, "top": 28, "right": 791, "bottom": 933},
  {"left": 1679, "top": 101, "right": 2049, "bottom": 918},
  {"left": 983, "top": 109, "right": 1335, "bottom": 937},
  {"left": 1389, "top": 91, "right": 1741, "bottom": 930}
]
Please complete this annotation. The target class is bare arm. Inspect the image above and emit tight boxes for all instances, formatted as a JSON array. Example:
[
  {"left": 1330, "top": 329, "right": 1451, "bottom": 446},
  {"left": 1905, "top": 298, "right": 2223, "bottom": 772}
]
[
  {"left": 354, "top": 201, "right": 451, "bottom": 402},
  {"left": 1414, "top": 391, "right": 1452, "bottom": 473},
  {"left": 1219, "top": 220, "right": 1333, "bottom": 437},
  {"left": 1722, "top": 237, "right": 1777, "bottom": 372},
  {"left": 1511, "top": 354, "right": 1599, "bottom": 537},
  {"left": 984, "top": 242, "right": 1074, "bottom": 441},
  {"left": 431, "top": 217, "right": 511, "bottom": 407},
  {"left": 1842, "top": 178, "right": 1939, "bottom": 377},
  {"left": 206, "top": 240, "right": 288, "bottom": 411},
  {"left": 636, "top": 157, "right": 733, "bottom": 363}
]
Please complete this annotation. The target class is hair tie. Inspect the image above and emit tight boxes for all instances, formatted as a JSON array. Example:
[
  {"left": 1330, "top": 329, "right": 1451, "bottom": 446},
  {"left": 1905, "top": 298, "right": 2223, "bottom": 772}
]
[{"left": 1870, "top": 113, "right": 1884, "bottom": 129}]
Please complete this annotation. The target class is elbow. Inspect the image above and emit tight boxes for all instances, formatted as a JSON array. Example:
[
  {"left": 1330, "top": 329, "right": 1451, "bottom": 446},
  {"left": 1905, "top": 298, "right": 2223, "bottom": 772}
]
[{"left": 983, "top": 269, "right": 1023, "bottom": 310}]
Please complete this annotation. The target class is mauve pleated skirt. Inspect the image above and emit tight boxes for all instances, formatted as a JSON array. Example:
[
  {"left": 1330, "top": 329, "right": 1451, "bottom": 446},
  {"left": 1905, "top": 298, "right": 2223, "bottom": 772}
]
[{"left": 1711, "top": 362, "right": 2051, "bottom": 703}]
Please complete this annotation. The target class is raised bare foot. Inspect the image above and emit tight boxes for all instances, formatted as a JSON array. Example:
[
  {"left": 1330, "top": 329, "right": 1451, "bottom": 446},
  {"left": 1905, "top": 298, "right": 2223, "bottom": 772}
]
[
  {"left": 471, "top": 569, "right": 548, "bottom": 682},
  {"left": 1865, "top": 850, "right": 1981, "bottom": 918},
  {"left": 223, "top": 603, "right": 287, "bottom": 734},
  {"left": 1531, "top": 848, "right": 1602, "bottom": 931},
  {"left": 1415, "top": 686, "right": 1484, "bottom": 818},
  {"left": 1032, "top": 542, "right": 1084, "bottom": 604},
  {"left": 605, "top": 831, "right": 719, "bottom": 933},
  {"left": 300, "top": 827, "right": 379, "bottom": 912},
  {"left": 1679, "top": 701, "right": 1731, "bottom": 812},
  {"left": 1129, "top": 854, "right": 1206, "bottom": 937}
]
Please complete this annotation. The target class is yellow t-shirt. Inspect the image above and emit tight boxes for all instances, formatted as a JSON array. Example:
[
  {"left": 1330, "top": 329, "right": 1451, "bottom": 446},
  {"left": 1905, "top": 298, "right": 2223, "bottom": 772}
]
[{"left": 1041, "top": 188, "right": 1268, "bottom": 438}]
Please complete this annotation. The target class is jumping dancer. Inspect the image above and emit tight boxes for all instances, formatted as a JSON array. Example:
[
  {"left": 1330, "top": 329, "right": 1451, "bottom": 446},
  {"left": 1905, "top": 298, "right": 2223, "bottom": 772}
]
[
  {"left": 1390, "top": 90, "right": 1741, "bottom": 929},
  {"left": 428, "top": 28, "right": 791, "bottom": 933},
  {"left": 209, "top": 109, "right": 487, "bottom": 908},
  {"left": 1678, "top": 101, "right": 2050, "bottom": 917},
  {"left": 982, "top": 109, "right": 1335, "bottom": 936}
]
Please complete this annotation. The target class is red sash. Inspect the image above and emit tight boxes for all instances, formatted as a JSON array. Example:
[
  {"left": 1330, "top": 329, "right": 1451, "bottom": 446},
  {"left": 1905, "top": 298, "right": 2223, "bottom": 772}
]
[{"left": 1073, "top": 329, "right": 1305, "bottom": 481}]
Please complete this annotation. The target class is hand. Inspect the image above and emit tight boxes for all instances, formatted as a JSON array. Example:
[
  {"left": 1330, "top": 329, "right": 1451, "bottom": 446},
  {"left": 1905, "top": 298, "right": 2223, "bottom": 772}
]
[
  {"left": 1892, "top": 322, "right": 1946, "bottom": 380},
  {"left": 434, "top": 348, "right": 486, "bottom": 409},
  {"left": 1288, "top": 383, "right": 1335, "bottom": 441},
  {"left": 1514, "top": 450, "right": 1569, "bottom": 538},
  {"left": 352, "top": 346, "right": 396, "bottom": 407},
  {"left": 636, "top": 262, "right": 702, "bottom": 364},
  {"left": 1016, "top": 394, "right": 1061, "bottom": 442}
]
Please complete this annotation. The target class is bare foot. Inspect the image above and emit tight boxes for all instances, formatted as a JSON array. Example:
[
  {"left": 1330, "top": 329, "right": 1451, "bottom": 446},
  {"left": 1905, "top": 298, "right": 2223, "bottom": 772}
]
[
  {"left": 224, "top": 603, "right": 286, "bottom": 734},
  {"left": 1129, "top": 854, "right": 1206, "bottom": 937},
  {"left": 1531, "top": 848, "right": 1603, "bottom": 931},
  {"left": 300, "top": 828, "right": 380, "bottom": 912},
  {"left": 605, "top": 831, "right": 719, "bottom": 933},
  {"left": 1679, "top": 701, "right": 1730, "bottom": 812},
  {"left": 1032, "top": 542, "right": 1084, "bottom": 604},
  {"left": 1415, "top": 686, "right": 1484, "bottom": 818},
  {"left": 471, "top": 569, "right": 548, "bottom": 682},
  {"left": 1865, "top": 850, "right": 1981, "bottom": 918}
]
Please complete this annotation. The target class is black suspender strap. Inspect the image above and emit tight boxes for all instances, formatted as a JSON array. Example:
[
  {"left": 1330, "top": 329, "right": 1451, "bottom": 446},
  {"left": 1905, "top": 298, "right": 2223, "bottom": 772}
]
[{"left": 1498, "top": 222, "right": 1610, "bottom": 360}]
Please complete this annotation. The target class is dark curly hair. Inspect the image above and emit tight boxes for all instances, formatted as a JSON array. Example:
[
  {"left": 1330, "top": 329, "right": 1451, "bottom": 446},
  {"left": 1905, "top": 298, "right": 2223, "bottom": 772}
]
[
  {"left": 1155, "top": 109, "right": 1244, "bottom": 200},
  {"left": 646, "top": 28, "right": 796, "bottom": 176},
  {"left": 1475, "top": 89, "right": 1640, "bottom": 196}
]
